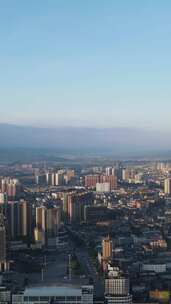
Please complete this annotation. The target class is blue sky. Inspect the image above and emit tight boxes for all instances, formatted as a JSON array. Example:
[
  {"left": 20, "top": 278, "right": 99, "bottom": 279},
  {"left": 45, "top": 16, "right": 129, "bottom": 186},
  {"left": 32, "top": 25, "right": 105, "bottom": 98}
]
[{"left": 0, "top": 0, "right": 171, "bottom": 130}]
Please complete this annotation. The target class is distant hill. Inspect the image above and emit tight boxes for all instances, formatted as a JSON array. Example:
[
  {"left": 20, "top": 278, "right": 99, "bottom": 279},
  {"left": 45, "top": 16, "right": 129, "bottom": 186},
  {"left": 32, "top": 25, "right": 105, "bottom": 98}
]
[{"left": 0, "top": 123, "right": 170, "bottom": 156}]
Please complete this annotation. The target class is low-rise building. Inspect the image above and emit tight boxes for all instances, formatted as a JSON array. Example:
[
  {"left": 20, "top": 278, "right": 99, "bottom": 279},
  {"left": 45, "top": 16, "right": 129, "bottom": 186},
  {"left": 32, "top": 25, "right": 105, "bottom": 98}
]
[{"left": 12, "top": 285, "right": 94, "bottom": 304}]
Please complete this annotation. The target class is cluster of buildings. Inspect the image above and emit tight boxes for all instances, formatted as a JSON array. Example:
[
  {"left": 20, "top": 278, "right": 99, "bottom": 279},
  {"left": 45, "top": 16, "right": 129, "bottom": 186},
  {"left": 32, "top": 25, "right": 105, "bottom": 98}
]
[
  {"left": 1, "top": 161, "right": 171, "bottom": 303},
  {"left": 62, "top": 191, "right": 93, "bottom": 223},
  {"left": 85, "top": 174, "right": 117, "bottom": 192},
  {"left": 0, "top": 198, "right": 62, "bottom": 259},
  {"left": 0, "top": 178, "right": 20, "bottom": 199},
  {"left": 35, "top": 169, "right": 75, "bottom": 186},
  {"left": 34, "top": 205, "right": 61, "bottom": 247}
]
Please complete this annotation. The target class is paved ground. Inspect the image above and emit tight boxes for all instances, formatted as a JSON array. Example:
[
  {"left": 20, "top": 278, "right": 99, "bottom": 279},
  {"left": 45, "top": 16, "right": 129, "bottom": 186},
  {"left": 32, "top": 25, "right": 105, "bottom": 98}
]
[
  {"left": 6, "top": 252, "right": 68, "bottom": 289},
  {"left": 6, "top": 242, "right": 103, "bottom": 297}
]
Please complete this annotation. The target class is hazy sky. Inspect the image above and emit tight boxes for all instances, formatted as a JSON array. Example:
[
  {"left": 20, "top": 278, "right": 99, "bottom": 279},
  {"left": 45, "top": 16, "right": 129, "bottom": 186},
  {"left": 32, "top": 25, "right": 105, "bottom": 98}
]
[{"left": 0, "top": 0, "right": 171, "bottom": 130}]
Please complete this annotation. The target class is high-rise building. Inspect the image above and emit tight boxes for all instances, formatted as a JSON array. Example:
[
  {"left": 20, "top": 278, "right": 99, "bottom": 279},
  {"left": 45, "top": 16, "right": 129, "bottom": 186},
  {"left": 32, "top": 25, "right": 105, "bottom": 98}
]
[
  {"left": 7, "top": 201, "right": 20, "bottom": 240},
  {"left": 46, "top": 172, "right": 65, "bottom": 186},
  {"left": 96, "top": 182, "right": 110, "bottom": 193},
  {"left": 157, "top": 162, "right": 168, "bottom": 172},
  {"left": 35, "top": 206, "right": 61, "bottom": 246},
  {"left": 164, "top": 178, "right": 171, "bottom": 195},
  {"left": 7, "top": 200, "right": 32, "bottom": 241},
  {"left": 0, "top": 193, "right": 7, "bottom": 216},
  {"left": 19, "top": 200, "right": 32, "bottom": 238},
  {"left": 106, "top": 167, "right": 113, "bottom": 176},
  {"left": 84, "top": 205, "right": 108, "bottom": 224},
  {"left": 35, "top": 173, "right": 46, "bottom": 185},
  {"left": 102, "top": 236, "right": 113, "bottom": 261},
  {"left": 65, "top": 169, "right": 75, "bottom": 184},
  {"left": 66, "top": 192, "right": 93, "bottom": 223},
  {"left": 106, "top": 167, "right": 116, "bottom": 176},
  {"left": 35, "top": 206, "right": 46, "bottom": 246},
  {"left": 55, "top": 173, "right": 64, "bottom": 186},
  {"left": 85, "top": 175, "right": 100, "bottom": 188},
  {"left": 51, "top": 173, "right": 56, "bottom": 186},
  {"left": 105, "top": 266, "right": 132, "bottom": 304},
  {"left": 100, "top": 176, "right": 117, "bottom": 191},
  {"left": 46, "top": 172, "right": 50, "bottom": 185},
  {"left": 46, "top": 207, "right": 61, "bottom": 237},
  {"left": 122, "top": 169, "right": 130, "bottom": 181},
  {"left": 0, "top": 214, "right": 8, "bottom": 272},
  {"left": 67, "top": 193, "right": 81, "bottom": 224},
  {"left": 62, "top": 192, "right": 69, "bottom": 216},
  {"left": 0, "top": 193, "right": 7, "bottom": 205},
  {"left": 0, "top": 178, "right": 20, "bottom": 198},
  {"left": 85, "top": 175, "right": 117, "bottom": 190}
]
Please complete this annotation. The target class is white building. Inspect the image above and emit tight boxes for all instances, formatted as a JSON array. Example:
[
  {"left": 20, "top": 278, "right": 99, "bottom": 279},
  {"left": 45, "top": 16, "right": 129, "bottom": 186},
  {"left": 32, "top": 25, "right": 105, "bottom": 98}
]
[
  {"left": 96, "top": 182, "right": 110, "bottom": 193},
  {"left": 0, "top": 286, "right": 11, "bottom": 303},
  {"left": 142, "top": 263, "right": 166, "bottom": 273},
  {"left": 105, "top": 277, "right": 130, "bottom": 296},
  {"left": 105, "top": 265, "right": 132, "bottom": 304},
  {"left": 106, "top": 167, "right": 113, "bottom": 176},
  {"left": 105, "top": 295, "right": 132, "bottom": 304},
  {"left": 0, "top": 193, "right": 7, "bottom": 205},
  {"left": 12, "top": 285, "right": 94, "bottom": 304}
]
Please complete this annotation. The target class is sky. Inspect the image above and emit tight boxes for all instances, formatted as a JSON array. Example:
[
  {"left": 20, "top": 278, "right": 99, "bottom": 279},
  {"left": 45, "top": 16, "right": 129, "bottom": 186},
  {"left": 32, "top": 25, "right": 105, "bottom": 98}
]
[{"left": 0, "top": 0, "right": 171, "bottom": 130}]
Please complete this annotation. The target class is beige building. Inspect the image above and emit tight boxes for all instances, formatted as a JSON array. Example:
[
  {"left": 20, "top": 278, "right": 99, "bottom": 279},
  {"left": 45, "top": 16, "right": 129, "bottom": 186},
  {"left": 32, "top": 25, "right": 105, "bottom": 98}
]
[
  {"left": 164, "top": 178, "right": 171, "bottom": 195},
  {"left": 102, "top": 236, "right": 113, "bottom": 260}
]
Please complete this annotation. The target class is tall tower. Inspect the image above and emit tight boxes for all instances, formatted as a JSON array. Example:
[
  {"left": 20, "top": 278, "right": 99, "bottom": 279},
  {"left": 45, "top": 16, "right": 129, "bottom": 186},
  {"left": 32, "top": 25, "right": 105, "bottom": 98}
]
[
  {"left": 105, "top": 266, "right": 132, "bottom": 304},
  {"left": 164, "top": 178, "right": 171, "bottom": 195},
  {"left": 102, "top": 236, "right": 113, "bottom": 260},
  {"left": 7, "top": 201, "right": 20, "bottom": 240},
  {"left": 19, "top": 200, "right": 32, "bottom": 238},
  {"left": 0, "top": 193, "right": 7, "bottom": 217},
  {"left": 35, "top": 206, "right": 46, "bottom": 246},
  {"left": 46, "top": 207, "right": 61, "bottom": 237},
  {"left": 0, "top": 214, "right": 8, "bottom": 272},
  {"left": 7, "top": 200, "right": 32, "bottom": 241}
]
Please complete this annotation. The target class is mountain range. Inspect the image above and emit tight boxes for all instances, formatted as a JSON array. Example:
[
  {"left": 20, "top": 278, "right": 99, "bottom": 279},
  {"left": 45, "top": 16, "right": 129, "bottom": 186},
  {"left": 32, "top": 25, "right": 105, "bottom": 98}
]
[{"left": 0, "top": 123, "right": 170, "bottom": 156}]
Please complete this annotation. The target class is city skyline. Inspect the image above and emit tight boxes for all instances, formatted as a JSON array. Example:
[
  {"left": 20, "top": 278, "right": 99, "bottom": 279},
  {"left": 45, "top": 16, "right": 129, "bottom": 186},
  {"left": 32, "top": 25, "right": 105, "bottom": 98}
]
[
  {"left": 0, "top": 1, "right": 171, "bottom": 131},
  {"left": 1, "top": 2, "right": 171, "bottom": 303}
]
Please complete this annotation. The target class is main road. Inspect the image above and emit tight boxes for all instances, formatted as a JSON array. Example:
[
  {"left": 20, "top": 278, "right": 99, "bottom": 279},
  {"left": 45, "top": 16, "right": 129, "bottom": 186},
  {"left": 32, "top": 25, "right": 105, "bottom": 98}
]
[{"left": 75, "top": 248, "right": 104, "bottom": 297}]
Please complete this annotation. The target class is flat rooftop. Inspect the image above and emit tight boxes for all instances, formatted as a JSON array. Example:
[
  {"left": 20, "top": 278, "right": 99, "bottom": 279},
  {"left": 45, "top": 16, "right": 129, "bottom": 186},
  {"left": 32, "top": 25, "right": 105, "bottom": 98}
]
[{"left": 24, "top": 285, "right": 93, "bottom": 297}]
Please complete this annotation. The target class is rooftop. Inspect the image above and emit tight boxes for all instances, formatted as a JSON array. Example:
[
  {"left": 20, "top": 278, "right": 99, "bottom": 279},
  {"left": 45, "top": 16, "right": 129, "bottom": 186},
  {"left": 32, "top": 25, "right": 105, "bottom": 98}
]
[{"left": 24, "top": 285, "right": 93, "bottom": 297}]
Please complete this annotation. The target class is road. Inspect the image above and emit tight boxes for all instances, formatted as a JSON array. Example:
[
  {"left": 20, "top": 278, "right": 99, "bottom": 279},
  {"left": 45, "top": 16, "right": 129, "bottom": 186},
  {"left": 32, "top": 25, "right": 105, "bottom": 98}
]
[{"left": 76, "top": 248, "right": 104, "bottom": 297}]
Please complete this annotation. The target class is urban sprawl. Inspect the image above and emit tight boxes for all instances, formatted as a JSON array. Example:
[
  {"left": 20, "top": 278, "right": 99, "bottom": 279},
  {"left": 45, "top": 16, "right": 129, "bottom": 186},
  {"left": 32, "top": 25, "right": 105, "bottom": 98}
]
[{"left": 0, "top": 161, "right": 171, "bottom": 304}]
